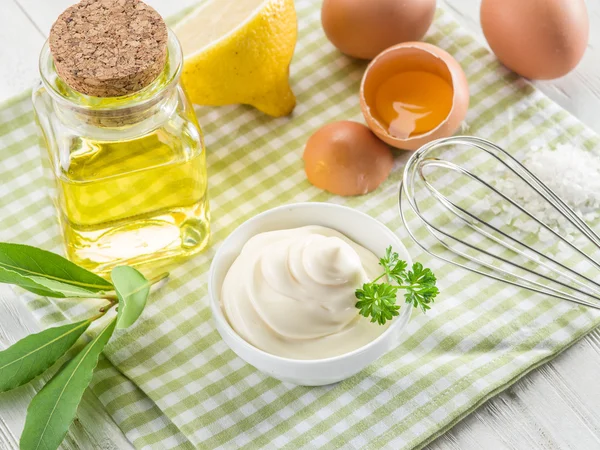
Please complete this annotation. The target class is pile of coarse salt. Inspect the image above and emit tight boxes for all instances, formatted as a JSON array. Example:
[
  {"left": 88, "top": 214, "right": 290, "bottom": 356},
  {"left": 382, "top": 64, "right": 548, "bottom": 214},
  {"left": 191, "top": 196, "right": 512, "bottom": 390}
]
[{"left": 490, "top": 143, "right": 600, "bottom": 244}]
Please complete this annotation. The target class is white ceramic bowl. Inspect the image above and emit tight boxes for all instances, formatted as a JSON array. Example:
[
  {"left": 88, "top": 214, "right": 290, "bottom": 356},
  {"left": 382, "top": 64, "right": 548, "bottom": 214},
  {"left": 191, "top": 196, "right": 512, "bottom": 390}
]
[{"left": 208, "top": 202, "right": 412, "bottom": 386}]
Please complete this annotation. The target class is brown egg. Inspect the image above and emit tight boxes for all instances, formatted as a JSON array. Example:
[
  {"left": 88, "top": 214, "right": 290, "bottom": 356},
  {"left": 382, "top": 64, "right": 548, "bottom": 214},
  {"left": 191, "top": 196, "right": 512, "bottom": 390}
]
[
  {"left": 321, "top": 0, "right": 436, "bottom": 60},
  {"left": 360, "top": 42, "right": 469, "bottom": 151},
  {"left": 303, "top": 121, "right": 394, "bottom": 196},
  {"left": 481, "top": 0, "right": 589, "bottom": 80}
]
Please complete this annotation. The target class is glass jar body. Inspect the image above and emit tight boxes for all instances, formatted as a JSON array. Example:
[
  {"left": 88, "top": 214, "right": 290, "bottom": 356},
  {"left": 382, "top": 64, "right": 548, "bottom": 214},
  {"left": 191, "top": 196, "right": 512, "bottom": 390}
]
[{"left": 32, "top": 36, "right": 209, "bottom": 277}]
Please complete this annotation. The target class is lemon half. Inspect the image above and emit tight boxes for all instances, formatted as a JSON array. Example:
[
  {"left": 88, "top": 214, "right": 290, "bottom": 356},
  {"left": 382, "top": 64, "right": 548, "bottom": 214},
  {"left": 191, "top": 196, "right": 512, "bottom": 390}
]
[{"left": 174, "top": 0, "right": 297, "bottom": 117}]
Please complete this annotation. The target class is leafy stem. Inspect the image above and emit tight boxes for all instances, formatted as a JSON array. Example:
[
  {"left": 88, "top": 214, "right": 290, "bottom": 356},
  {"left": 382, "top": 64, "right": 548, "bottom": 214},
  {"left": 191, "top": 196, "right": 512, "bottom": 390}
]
[
  {"left": 95, "top": 299, "right": 117, "bottom": 317},
  {"left": 0, "top": 242, "right": 169, "bottom": 450},
  {"left": 355, "top": 246, "right": 439, "bottom": 325}
]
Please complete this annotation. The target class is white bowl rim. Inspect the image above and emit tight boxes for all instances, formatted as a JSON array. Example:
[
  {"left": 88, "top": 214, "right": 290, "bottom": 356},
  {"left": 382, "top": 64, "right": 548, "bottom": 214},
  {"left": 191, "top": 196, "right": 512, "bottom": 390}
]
[{"left": 208, "top": 202, "right": 412, "bottom": 366}]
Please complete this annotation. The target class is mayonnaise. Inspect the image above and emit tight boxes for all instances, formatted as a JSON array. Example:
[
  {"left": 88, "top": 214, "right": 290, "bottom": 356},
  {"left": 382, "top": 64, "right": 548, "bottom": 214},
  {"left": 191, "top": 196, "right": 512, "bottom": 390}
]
[{"left": 221, "top": 225, "right": 390, "bottom": 359}]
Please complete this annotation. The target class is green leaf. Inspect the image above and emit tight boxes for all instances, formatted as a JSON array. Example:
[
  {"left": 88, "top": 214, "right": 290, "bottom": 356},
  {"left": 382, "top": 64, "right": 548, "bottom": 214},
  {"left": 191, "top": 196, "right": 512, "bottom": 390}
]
[
  {"left": 0, "top": 267, "right": 65, "bottom": 298},
  {"left": 378, "top": 246, "right": 407, "bottom": 285},
  {"left": 20, "top": 318, "right": 116, "bottom": 450},
  {"left": 0, "top": 320, "right": 92, "bottom": 392},
  {"left": 112, "top": 266, "right": 151, "bottom": 329},
  {"left": 355, "top": 282, "right": 400, "bottom": 325},
  {"left": 0, "top": 267, "right": 107, "bottom": 298},
  {"left": 403, "top": 263, "right": 439, "bottom": 313},
  {"left": 0, "top": 243, "right": 113, "bottom": 297},
  {"left": 27, "top": 276, "right": 109, "bottom": 298}
]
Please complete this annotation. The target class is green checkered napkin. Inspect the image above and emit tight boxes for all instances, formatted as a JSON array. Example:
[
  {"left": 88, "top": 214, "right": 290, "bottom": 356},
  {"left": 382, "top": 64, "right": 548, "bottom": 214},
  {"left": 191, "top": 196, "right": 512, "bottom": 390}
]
[{"left": 2, "top": 2, "right": 600, "bottom": 449}]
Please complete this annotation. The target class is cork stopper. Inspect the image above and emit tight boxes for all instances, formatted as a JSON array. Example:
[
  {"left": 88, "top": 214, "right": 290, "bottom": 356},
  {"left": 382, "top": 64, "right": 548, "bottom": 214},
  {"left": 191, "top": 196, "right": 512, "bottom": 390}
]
[{"left": 49, "top": 0, "right": 168, "bottom": 98}]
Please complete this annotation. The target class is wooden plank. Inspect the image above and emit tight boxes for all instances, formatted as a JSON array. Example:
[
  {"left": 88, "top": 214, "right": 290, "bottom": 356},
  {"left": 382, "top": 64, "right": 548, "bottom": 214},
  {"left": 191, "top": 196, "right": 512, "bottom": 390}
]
[{"left": 0, "top": 1, "right": 44, "bottom": 102}]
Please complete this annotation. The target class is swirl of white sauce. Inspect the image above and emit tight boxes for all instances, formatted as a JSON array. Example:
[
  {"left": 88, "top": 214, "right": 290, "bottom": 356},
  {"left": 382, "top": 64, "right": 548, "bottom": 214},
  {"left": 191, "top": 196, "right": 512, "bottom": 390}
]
[{"left": 221, "top": 226, "right": 390, "bottom": 359}]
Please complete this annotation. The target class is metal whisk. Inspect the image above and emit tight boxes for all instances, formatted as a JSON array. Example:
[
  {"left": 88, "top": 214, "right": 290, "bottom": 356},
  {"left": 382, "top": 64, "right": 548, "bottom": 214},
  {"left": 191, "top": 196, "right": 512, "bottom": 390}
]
[{"left": 399, "top": 136, "right": 600, "bottom": 310}]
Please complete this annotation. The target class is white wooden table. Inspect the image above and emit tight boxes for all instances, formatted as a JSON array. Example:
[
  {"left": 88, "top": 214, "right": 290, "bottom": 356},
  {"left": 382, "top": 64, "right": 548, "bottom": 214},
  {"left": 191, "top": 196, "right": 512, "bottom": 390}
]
[{"left": 1, "top": 1, "right": 599, "bottom": 449}]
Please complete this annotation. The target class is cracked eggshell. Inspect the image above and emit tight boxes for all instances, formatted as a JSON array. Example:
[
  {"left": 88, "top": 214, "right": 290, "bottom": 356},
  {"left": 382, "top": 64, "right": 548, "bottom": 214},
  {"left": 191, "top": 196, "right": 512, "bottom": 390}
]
[{"left": 360, "top": 42, "right": 469, "bottom": 151}]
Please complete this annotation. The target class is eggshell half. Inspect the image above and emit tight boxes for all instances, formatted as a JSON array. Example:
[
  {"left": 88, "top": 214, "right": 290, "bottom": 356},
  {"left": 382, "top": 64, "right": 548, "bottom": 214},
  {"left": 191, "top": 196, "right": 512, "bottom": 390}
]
[
  {"left": 303, "top": 121, "right": 394, "bottom": 196},
  {"left": 360, "top": 42, "right": 469, "bottom": 151}
]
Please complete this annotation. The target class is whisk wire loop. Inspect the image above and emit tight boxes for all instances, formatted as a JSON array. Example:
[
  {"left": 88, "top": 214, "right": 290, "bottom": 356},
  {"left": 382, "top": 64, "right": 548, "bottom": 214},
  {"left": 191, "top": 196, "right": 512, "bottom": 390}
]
[
  {"left": 399, "top": 136, "right": 600, "bottom": 310},
  {"left": 418, "top": 160, "right": 600, "bottom": 294}
]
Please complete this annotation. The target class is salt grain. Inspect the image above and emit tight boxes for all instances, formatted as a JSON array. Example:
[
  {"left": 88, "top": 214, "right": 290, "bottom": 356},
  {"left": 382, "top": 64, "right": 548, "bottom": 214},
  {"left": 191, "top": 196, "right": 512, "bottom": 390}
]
[{"left": 490, "top": 143, "right": 600, "bottom": 243}]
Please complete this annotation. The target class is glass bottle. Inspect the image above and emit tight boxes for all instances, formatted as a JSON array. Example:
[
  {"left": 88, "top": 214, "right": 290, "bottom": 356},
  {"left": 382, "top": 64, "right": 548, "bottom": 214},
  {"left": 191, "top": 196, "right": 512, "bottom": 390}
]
[{"left": 32, "top": 30, "right": 210, "bottom": 278}]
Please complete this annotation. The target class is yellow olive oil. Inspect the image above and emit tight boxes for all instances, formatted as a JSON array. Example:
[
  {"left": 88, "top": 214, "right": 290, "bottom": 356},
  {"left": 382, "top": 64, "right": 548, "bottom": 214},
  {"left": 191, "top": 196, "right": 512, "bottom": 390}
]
[{"left": 55, "top": 127, "right": 209, "bottom": 277}]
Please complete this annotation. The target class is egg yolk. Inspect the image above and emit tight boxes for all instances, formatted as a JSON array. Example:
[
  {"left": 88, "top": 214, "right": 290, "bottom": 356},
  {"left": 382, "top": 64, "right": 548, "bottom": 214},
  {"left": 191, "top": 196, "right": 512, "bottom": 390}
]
[{"left": 374, "top": 71, "right": 454, "bottom": 138}]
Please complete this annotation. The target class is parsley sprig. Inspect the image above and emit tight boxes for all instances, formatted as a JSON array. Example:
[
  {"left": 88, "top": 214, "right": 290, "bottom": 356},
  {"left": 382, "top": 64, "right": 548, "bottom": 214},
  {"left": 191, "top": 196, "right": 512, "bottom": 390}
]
[{"left": 355, "top": 246, "right": 439, "bottom": 325}]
